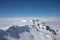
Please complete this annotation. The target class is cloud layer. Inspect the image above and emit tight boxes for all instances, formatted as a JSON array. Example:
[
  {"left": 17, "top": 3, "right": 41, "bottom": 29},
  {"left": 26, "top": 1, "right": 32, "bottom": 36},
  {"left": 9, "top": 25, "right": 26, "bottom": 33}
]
[{"left": 0, "top": 17, "right": 60, "bottom": 30}]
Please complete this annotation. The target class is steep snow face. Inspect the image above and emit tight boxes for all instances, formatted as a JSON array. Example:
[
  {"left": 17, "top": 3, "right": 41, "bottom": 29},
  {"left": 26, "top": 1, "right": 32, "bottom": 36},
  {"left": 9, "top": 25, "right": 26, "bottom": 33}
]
[
  {"left": 0, "top": 25, "right": 32, "bottom": 40},
  {"left": 6, "top": 25, "right": 30, "bottom": 39},
  {"left": 30, "top": 27, "right": 53, "bottom": 40}
]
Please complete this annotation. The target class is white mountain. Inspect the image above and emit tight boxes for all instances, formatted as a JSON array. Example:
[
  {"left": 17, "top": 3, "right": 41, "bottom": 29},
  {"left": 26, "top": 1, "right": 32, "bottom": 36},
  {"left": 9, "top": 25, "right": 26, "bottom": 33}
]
[{"left": 0, "top": 18, "right": 60, "bottom": 40}]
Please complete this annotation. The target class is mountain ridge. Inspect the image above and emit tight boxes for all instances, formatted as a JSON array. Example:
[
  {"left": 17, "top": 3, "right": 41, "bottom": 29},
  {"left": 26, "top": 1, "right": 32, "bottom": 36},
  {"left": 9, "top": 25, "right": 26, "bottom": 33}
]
[{"left": 0, "top": 21, "right": 59, "bottom": 40}]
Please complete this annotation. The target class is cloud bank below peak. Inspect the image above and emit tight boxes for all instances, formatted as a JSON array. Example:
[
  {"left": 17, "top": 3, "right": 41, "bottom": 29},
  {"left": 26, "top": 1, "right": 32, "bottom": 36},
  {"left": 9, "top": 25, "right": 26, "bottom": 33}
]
[{"left": 0, "top": 17, "right": 60, "bottom": 30}]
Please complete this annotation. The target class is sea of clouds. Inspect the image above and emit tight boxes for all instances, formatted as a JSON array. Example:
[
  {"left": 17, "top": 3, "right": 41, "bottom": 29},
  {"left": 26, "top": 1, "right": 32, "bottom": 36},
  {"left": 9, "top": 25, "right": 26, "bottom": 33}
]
[{"left": 0, "top": 17, "right": 60, "bottom": 30}]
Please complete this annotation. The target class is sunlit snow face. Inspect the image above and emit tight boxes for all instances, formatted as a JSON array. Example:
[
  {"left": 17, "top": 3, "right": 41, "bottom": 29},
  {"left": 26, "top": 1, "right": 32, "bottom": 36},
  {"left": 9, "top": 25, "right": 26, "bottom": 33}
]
[
  {"left": 21, "top": 19, "right": 27, "bottom": 23},
  {"left": 21, "top": 19, "right": 33, "bottom": 23},
  {"left": 30, "top": 20, "right": 33, "bottom": 22}
]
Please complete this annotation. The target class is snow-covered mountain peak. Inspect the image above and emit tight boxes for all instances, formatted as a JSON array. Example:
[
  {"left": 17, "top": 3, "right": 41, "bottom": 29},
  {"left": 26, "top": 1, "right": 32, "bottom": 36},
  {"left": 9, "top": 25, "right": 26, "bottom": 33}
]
[
  {"left": 0, "top": 18, "right": 60, "bottom": 40},
  {"left": 0, "top": 24, "right": 60, "bottom": 40}
]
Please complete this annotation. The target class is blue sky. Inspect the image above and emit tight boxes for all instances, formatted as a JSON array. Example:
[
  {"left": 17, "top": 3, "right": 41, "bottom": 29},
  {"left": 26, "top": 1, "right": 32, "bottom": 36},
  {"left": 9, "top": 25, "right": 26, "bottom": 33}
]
[{"left": 0, "top": 0, "right": 60, "bottom": 18}]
